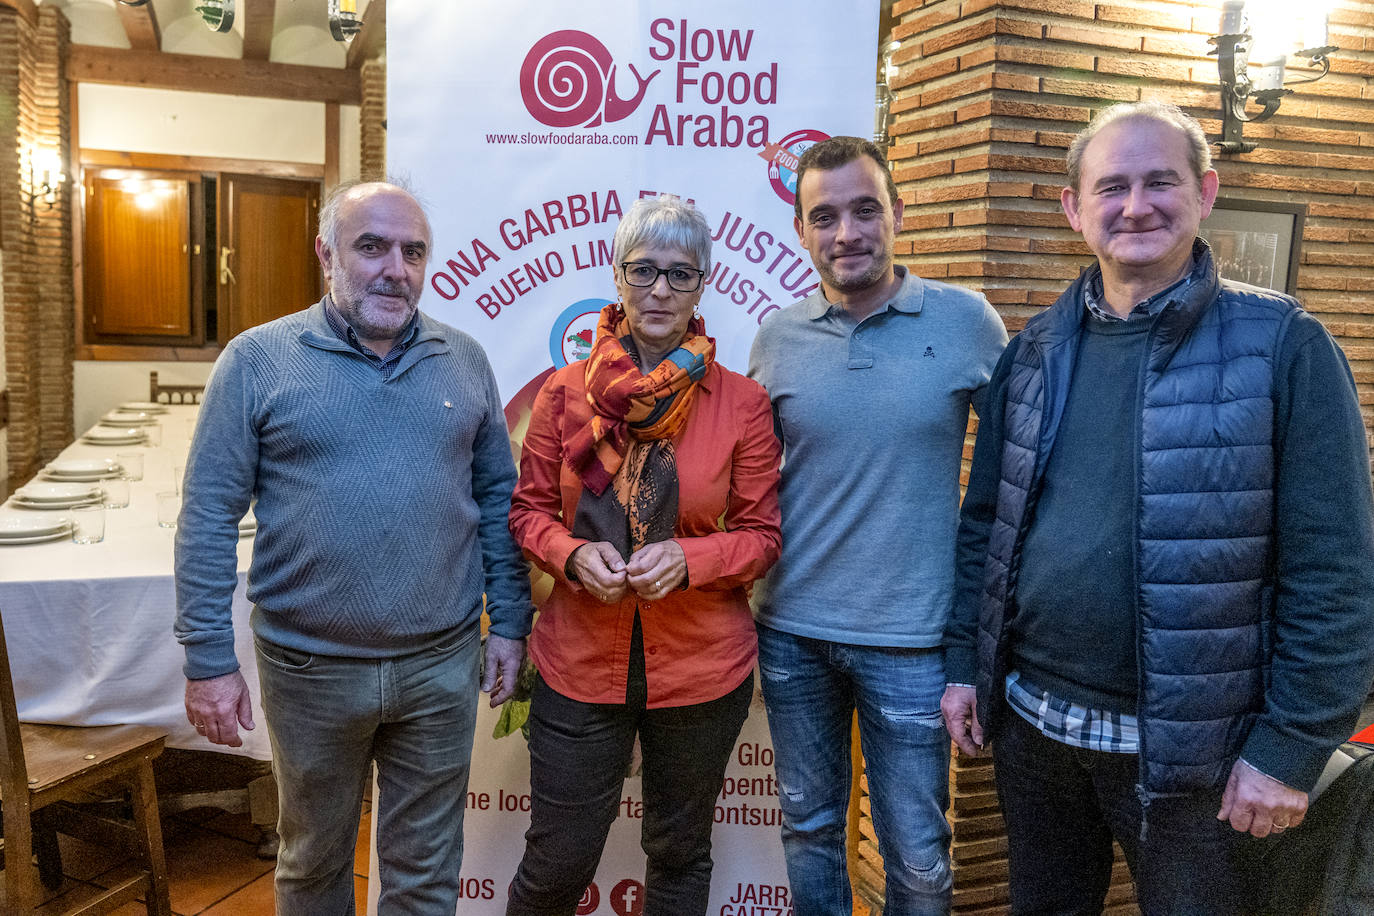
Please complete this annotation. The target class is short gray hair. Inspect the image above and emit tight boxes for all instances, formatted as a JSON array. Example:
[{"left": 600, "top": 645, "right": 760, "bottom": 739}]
[
  {"left": 612, "top": 196, "right": 713, "bottom": 276},
  {"left": 1066, "top": 101, "right": 1212, "bottom": 192},
  {"left": 317, "top": 179, "right": 433, "bottom": 260}
]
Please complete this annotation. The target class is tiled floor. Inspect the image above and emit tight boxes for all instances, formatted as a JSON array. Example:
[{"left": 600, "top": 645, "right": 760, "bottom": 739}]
[{"left": 29, "top": 803, "right": 370, "bottom": 915}]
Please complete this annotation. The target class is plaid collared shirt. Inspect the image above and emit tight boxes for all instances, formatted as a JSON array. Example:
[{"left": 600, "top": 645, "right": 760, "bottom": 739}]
[
  {"left": 1005, "top": 671, "right": 1139, "bottom": 754},
  {"left": 323, "top": 295, "right": 418, "bottom": 380},
  {"left": 1084, "top": 273, "right": 1190, "bottom": 323}
]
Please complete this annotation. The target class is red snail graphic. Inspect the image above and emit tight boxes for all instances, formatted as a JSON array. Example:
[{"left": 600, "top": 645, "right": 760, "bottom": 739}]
[{"left": 520, "top": 30, "right": 660, "bottom": 129}]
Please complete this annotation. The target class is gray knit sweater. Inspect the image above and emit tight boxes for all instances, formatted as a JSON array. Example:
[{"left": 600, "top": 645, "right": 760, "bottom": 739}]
[{"left": 174, "top": 301, "right": 532, "bottom": 680}]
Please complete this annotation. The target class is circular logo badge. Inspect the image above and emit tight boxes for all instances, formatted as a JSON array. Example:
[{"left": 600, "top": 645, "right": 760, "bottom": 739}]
[
  {"left": 608, "top": 878, "right": 645, "bottom": 916},
  {"left": 549, "top": 298, "right": 610, "bottom": 368},
  {"left": 767, "top": 128, "right": 830, "bottom": 206},
  {"left": 575, "top": 882, "right": 600, "bottom": 915}
]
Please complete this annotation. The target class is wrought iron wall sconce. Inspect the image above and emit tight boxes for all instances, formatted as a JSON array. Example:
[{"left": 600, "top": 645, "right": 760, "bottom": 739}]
[
  {"left": 874, "top": 40, "right": 900, "bottom": 154},
  {"left": 25, "top": 147, "right": 65, "bottom": 214},
  {"left": 1210, "top": 0, "right": 1337, "bottom": 153}
]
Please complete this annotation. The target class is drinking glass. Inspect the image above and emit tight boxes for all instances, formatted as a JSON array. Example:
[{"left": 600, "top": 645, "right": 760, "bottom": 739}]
[
  {"left": 142, "top": 424, "right": 162, "bottom": 447},
  {"left": 71, "top": 504, "right": 106, "bottom": 544},
  {"left": 173, "top": 462, "right": 186, "bottom": 495},
  {"left": 116, "top": 451, "right": 144, "bottom": 481},
  {"left": 156, "top": 491, "right": 181, "bottom": 529},
  {"left": 101, "top": 477, "right": 130, "bottom": 509}
]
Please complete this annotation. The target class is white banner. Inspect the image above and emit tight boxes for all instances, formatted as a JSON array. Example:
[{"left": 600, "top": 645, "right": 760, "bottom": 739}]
[{"left": 386, "top": 3, "right": 878, "bottom": 913}]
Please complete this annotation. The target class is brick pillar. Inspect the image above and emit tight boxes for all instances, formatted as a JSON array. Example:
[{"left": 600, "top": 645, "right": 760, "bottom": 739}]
[
  {"left": 1, "top": 4, "right": 72, "bottom": 493},
  {"left": 33, "top": 6, "right": 73, "bottom": 468},
  {"left": 360, "top": 57, "right": 386, "bottom": 182},
  {"left": 0, "top": 6, "right": 18, "bottom": 492}
]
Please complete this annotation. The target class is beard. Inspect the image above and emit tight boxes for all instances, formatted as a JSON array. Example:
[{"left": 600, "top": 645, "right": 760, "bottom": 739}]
[
  {"left": 817, "top": 246, "right": 893, "bottom": 294},
  {"left": 331, "top": 272, "right": 419, "bottom": 341}
]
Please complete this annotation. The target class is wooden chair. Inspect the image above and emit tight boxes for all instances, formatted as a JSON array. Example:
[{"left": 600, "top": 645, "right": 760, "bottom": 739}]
[
  {"left": 0, "top": 616, "right": 172, "bottom": 915},
  {"left": 148, "top": 371, "right": 204, "bottom": 405}
]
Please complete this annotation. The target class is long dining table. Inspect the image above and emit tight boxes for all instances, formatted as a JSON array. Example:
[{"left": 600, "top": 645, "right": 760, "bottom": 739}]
[{"left": 0, "top": 404, "right": 270, "bottom": 760}]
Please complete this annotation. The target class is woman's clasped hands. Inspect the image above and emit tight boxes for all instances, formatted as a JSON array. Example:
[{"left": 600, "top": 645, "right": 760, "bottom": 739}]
[{"left": 571, "top": 540, "right": 686, "bottom": 604}]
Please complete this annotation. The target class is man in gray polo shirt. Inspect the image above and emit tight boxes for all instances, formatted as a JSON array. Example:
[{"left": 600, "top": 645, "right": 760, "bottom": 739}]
[{"left": 747, "top": 136, "right": 1006, "bottom": 914}]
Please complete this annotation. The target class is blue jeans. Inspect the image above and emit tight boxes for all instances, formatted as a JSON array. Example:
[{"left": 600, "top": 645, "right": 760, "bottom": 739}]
[
  {"left": 255, "top": 627, "right": 480, "bottom": 916},
  {"left": 756, "top": 625, "right": 952, "bottom": 916},
  {"left": 993, "top": 710, "right": 1265, "bottom": 916}
]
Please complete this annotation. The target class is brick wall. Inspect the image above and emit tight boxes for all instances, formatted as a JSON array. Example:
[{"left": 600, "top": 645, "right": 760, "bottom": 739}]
[
  {"left": 360, "top": 57, "right": 386, "bottom": 181},
  {"left": 890, "top": 0, "right": 1374, "bottom": 462},
  {"left": 882, "top": 1, "right": 1374, "bottom": 912},
  {"left": 0, "top": 4, "right": 73, "bottom": 494}
]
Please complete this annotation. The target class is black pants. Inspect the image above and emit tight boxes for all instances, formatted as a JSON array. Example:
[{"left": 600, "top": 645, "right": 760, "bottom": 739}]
[
  {"left": 506, "top": 627, "right": 753, "bottom": 916},
  {"left": 993, "top": 710, "right": 1266, "bottom": 916}
]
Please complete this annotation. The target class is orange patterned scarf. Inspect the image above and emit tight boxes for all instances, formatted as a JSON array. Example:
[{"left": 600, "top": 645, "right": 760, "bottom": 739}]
[{"left": 566, "top": 302, "right": 714, "bottom": 496}]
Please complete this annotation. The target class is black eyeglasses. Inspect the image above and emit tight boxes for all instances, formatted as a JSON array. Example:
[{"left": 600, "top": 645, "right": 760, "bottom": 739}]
[{"left": 620, "top": 261, "right": 706, "bottom": 293}]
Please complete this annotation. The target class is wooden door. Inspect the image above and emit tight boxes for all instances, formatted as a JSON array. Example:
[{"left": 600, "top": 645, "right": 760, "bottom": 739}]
[
  {"left": 84, "top": 170, "right": 202, "bottom": 344},
  {"left": 218, "top": 175, "right": 322, "bottom": 341}
]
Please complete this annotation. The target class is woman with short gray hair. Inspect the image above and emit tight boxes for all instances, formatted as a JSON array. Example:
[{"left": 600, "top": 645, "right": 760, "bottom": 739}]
[{"left": 506, "top": 195, "right": 782, "bottom": 915}]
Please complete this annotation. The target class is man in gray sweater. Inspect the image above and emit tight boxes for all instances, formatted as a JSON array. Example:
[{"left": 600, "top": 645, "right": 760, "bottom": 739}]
[
  {"left": 748, "top": 136, "right": 1006, "bottom": 914},
  {"left": 175, "top": 181, "right": 532, "bottom": 915}
]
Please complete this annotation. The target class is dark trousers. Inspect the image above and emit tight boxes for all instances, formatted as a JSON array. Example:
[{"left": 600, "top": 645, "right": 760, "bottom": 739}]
[
  {"left": 506, "top": 643, "right": 753, "bottom": 916},
  {"left": 993, "top": 710, "right": 1266, "bottom": 916}
]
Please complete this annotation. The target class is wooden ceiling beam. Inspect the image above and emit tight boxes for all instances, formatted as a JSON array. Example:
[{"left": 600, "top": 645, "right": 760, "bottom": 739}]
[
  {"left": 115, "top": 0, "right": 161, "bottom": 52},
  {"left": 68, "top": 45, "right": 361, "bottom": 104},
  {"left": 241, "top": 0, "right": 274, "bottom": 61},
  {"left": 345, "top": 0, "right": 385, "bottom": 70},
  {"left": 0, "top": 0, "right": 39, "bottom": 27}
]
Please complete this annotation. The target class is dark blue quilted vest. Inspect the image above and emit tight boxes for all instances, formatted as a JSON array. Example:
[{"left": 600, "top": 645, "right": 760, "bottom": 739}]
[{"left": 976, "top": 244, "right": 1299, "bottom": 794}]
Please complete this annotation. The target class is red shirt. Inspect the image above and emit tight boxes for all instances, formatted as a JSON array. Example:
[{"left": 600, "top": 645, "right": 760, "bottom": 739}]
[{"left": 509, "top": 361, "right": 781, "bottom": 707}]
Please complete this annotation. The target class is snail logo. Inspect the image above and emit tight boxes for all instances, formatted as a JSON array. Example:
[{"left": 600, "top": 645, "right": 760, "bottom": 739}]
[{"left": 520, "top": 30, "right": 660, "bottom": 129}]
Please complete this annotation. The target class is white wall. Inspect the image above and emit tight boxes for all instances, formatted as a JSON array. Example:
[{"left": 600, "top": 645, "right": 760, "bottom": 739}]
[
  {"left": 73, "top": 362, "right": 215, "bottom": 436},
  {"left": 340, "top": 103, "right": 361, "bottom": 183},
  {"left": 79, "top": 84, "right": 327, "bottom": 162}
]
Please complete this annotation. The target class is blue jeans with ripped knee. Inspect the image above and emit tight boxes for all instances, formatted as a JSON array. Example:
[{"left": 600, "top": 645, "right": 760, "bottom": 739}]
[{"left": 757, "top": 625, "right": 952, "bottom": 916}]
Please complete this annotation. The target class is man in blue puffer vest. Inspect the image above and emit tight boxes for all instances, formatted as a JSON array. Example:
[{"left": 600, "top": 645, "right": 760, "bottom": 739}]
[{"left": 941, "top": 101, "right": 1374, "bottom": 915}]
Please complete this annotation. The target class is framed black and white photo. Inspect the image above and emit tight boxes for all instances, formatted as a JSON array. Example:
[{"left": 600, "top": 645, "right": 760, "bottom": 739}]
[{"left": 1200, "top": 198, "right": 1306, "bottom": 295}]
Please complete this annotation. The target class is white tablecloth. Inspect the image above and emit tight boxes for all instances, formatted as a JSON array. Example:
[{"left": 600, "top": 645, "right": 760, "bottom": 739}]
[{"left": 0, "top": 405, "right": 270, "bottom": 759}]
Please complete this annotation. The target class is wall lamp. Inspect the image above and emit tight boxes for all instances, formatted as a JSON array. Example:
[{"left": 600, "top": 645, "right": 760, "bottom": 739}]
[
  {"left": 196, "top": 0, "right": 235, "bottom": 33},
  {"left": 328, "top": 0, "right": 362, "bottom": 41},
  {"left": 1210, "top": 0, "right": 1338, "bottom": 153},
  {"left": 25, "top": 147, "right": 65, "bottom": 213}
]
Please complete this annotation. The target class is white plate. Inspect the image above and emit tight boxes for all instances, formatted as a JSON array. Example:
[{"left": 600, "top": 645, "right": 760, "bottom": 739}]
[
  {"left": 81, "top": 435, "right": 145, "bottom": 446},
  {"left": 48, "top": 458, "right": 120, "bottom": 475},
  {"left": 99, "top": 412, "right": 153, "bottom": 427},
  {"left": 117, "top": 401, "right": 168, "bottom": 413},
  {"left": 0, "top": 529, "right": 71, "bottom": 546},
  {"left": 41, "top": 469, "right": 120, "bottom": 483},
  {"left": 8, "top": 497, "right": 98, "bottom": 513},
  {"left": 16, "top": 482, "right": 102, "bottom": 502},
  {"left": 84, "top": 425, "right": 147, "bottom": 440},
  {"left": 0, "top": 512, "right": 70, "bottom": 536}
]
